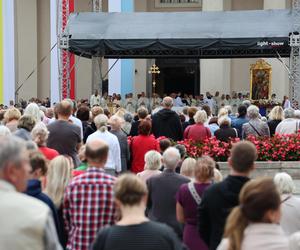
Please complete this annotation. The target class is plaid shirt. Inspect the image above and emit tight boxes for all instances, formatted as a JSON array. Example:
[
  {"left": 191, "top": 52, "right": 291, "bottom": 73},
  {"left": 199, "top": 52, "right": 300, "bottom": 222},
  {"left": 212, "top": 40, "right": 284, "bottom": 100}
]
[{"left": 63, "top": 167, "right": 116, "bottom": 250}]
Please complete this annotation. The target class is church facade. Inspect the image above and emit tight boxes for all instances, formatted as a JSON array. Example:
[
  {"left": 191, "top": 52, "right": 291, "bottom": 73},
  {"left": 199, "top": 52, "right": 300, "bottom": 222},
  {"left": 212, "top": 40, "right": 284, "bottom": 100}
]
[{"left": 6, "top": 0, "right": 292, "bottom": 104}]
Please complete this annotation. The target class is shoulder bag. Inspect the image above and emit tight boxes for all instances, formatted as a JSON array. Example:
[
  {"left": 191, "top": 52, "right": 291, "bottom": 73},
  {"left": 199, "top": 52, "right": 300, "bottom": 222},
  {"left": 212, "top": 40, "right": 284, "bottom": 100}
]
[{"left": 188, "top": 182, "right": 202, "bottom": 205}]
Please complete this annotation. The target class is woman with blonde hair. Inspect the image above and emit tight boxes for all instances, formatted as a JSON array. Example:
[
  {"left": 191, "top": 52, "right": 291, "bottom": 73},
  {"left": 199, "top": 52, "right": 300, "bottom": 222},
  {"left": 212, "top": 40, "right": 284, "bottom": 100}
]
[
  {"left": 3, "top": 107, "right": 21, "bottom": 132},
  {"left": 184, "top": 110, "right": 211, "bottom": 142},
  {"left": 92, "top": 174, "right": 185, "bottom": 250},
  {"left": 45, "top": 156, "right": 73, "bottom": 208},
  {"left": 217, "top": 178, "right": 288, "bottom": 250},
  {"left": 176, "top": 156, "right": 215, "bottom": 250},
  {"left": 268, "top": 106, "right": 284, "bottom": 136},
  {"left": 45, "top": 155, "right": 73, "bottom": 248},
  {"left": 180, "top": 157, "right": 196, "bottom": 180}
]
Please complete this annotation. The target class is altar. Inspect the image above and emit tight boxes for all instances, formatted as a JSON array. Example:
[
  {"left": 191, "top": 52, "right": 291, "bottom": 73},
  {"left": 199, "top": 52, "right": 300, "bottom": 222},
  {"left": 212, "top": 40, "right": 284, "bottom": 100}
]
[{"left": 250, "top": 59, "right": 280, "bottom": 116}]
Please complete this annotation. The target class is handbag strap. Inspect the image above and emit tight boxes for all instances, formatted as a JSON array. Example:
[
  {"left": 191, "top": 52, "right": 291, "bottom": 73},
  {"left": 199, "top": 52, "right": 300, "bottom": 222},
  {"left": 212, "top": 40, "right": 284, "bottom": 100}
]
[
  {"left": 248, "top": 122, "right": 262, "bottom": 137},
  {"left": 233, "top": 128, "right": 238, "bottom": 138},
  {"left": 188, "top": 182, "right": 202, "bottom": 205}
]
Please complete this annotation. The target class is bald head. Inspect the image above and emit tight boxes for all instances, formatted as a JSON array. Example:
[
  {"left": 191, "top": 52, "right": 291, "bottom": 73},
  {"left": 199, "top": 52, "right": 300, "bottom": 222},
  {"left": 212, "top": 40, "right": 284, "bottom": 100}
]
[
  {"left": 85, "top": 139, "right": 109, "bottom": 167},
  {"left": 57, "top": 100, "right": 72, "bottom": 118},
  {"left": 162, "top": 97, "right": 173, "bottom": 109}
]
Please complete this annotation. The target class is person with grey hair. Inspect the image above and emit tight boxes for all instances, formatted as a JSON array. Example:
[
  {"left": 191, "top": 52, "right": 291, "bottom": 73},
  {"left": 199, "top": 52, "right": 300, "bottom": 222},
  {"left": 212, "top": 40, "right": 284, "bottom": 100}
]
[
  {"left": 295, "top": 110, "right": 300, "bottom": 119},
  {"left": 14, "top": 115, "right": 36, "bottom": 141},
  {"left": 242, "top": 99, "right": 251, "bottom": 109},
  {"left": 147, "top": 147, "right": 190, "bottom": 238},
  {"left": 109, "top": 115, "right": 129, "bottom": 172},
  {"left": 137, "top": 150, "right": 162, "bottom": 182},
  {"left": 24, "top": 102, "right": 42, "bottom": 122},
  {"left": 151, "top": 96, "right": 183, "bottom": 141},
  {"left": 276, "top": 108, "right": 300, "bottom": 135},
  {"left": 215, "top": 116, "right": 238, "bottom": 142},
  {"left": 0, "top": 136, "right": 62, "bottom": 250},
  {"left": 86, "top": 114, "right": 121, "bottom": 175},
  {"left": 122, "top": 113, "right": 133, "bottom": 135},
  {"left": 242, "top": 105, "right": 270, "bottom": 139},
  {"left": 31, "top": 122, "right": 59, "bottom": 160},
  {"left": 274, "top": 172, "right": 300, "bottom": 235}
]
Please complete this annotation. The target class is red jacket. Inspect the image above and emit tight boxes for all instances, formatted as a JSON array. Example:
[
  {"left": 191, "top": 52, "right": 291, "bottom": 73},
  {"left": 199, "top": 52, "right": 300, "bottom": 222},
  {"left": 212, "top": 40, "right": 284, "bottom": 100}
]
[
  {"left": 184, "top": 123, "right": 211, "bottom": 142},
  {"left": 131, "top": 135, "right": 160, "bottom": 174}
]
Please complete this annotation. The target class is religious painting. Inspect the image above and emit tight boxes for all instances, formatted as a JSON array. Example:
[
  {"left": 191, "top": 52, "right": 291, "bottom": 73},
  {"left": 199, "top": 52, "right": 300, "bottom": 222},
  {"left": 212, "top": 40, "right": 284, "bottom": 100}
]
[{"left": 250, "top": 59, "right": 272, "bottom": 100}]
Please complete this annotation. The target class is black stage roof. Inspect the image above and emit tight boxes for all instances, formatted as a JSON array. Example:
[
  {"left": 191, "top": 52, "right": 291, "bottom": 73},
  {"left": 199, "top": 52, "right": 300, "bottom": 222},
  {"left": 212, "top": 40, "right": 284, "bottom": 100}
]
[{"left": 65, "top": 9, "right": 292, "bottom": 59}]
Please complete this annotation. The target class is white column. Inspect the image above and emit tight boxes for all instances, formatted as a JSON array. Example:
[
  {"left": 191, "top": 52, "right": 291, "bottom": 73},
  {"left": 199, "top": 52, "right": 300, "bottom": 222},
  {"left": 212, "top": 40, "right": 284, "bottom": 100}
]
[
  {"left": 264, "top": 0, "right": 289, "bottom": 99},
  {"left": 50, "top": 0, "right": 60, "bottom": 104},
  {"left": 3, "top": 0, "right": 15, "bottom": 105},
  {"left": 200, "top": 0, "right": 231, "bottom": 95}
]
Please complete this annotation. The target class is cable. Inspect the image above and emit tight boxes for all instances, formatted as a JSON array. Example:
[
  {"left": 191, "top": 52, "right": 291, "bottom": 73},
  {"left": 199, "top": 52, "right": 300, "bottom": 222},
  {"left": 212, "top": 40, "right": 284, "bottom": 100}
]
[{"left": 102, "top": 59, "right": 120, "bottom": 80}]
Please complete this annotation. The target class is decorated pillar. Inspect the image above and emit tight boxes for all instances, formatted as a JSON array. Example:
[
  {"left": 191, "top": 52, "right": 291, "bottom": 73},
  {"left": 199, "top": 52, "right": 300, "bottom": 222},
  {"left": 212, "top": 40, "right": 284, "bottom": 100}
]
[{"left": 108, "top": 0, "right": 134, "bottom": 96}]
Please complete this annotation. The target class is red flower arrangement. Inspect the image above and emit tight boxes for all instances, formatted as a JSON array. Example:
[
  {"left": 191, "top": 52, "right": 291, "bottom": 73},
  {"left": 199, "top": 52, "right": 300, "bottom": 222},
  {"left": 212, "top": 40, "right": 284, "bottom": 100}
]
[
  {"left": 176, "top": 133, "right": 300, "bottom": 162},
  {"left": 128, "top": 133, "right": 300, "bottom": 162}
]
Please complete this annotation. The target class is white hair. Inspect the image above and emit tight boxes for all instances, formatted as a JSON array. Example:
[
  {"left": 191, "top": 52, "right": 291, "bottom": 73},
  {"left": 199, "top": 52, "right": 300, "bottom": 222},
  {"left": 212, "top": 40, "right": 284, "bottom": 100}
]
[
  {"left": 224, "top": 105, "right": 232, "bottom": 114},
  {"left": 218, "top": 108, "right": 228, "bottom": 118},
  {"left": 144, "top": 150, "right": 162, "bottom": 170},
  {"left": 294, "top": 110, "right": 300, "bottom": 119},
  {"left": 162, "top": 97, "right": 173, "bottom": 108},
  {"left": 218, "top": 116, "right": 231, "bottom": 126},
  {"left": 194, "top": 110, "right": 207, "bottom": 124},
  {"left": 0, "top": 125, "right": 11, "bottom": 136},
  {"left": 284, "top": 108, "right": 295, "bottom": 119},
  {"left": 24, "top": 103, "right": 42, "bottom": 122},
  {"left": 274, "top": 172, "right": 295, "bottom": 195},
  {"left": 162, "top": 147, "right": 181, "bottom": 169},
  {"left": 94, "top": 114, "right": 108, "bottom": 132},
  {"left": 31, "top": 122, "right": 49, "bottom": 146},
  {"left": 247, "top": 105, "right": 260, "bottom": 119},
  {"left": 109, "top": 115, "right": 124, "bottom": 131}
]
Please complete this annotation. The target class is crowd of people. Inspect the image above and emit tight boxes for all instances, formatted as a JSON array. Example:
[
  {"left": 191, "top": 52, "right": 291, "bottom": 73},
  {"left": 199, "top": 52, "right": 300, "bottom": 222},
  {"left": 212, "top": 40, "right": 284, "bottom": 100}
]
[{"left": 1, "top": 92, "right": 300, "bottom": 250}]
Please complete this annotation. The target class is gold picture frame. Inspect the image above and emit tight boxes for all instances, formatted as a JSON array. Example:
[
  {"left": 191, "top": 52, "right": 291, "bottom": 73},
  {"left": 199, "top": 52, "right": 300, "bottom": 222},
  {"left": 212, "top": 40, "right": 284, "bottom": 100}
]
[{"left": 250, "top": 59, "right": 272, "bottom": 100}]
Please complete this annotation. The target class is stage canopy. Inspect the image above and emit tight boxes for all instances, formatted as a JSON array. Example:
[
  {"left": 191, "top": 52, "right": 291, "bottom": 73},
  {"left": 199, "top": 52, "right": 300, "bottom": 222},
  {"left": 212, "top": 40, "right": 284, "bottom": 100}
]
[{"left": 65, "top": 9, "right": 293, "bottom": 59}]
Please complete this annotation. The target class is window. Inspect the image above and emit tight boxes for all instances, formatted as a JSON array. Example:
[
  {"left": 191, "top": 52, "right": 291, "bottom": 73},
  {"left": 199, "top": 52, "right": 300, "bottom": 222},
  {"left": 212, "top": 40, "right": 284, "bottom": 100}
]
[{"left": 155, "top": 0, "right": 202, "bottom": 8}]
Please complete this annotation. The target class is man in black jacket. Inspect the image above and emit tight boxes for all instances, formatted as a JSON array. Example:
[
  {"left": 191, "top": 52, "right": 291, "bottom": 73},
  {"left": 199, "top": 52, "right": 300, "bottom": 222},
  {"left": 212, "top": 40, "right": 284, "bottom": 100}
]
[
  {"left": 198, "top": 141, "right": 257, "bottom": 250},
  {"left": 152, "top": 96, "right": 183, "bottom": 141}
]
